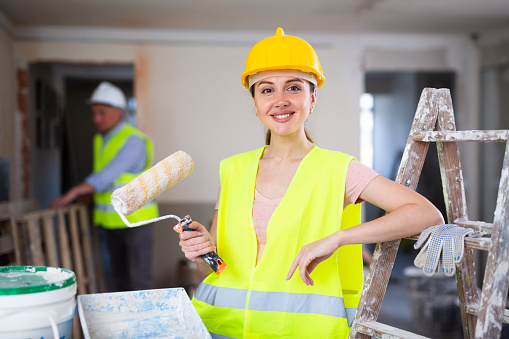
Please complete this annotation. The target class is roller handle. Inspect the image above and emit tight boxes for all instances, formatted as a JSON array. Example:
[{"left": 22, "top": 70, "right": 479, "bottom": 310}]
[{"left": 173, "top": 215, "right": 227, "bottom": 275}]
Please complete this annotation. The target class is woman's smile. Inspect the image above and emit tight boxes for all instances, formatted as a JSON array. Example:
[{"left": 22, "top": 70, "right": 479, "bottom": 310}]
[{"left": 271, "top": 112, "right": 294, "bottom": 122}]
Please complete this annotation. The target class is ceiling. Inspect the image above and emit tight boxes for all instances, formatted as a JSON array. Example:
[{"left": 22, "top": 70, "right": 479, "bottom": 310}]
[{"left": 1, "top": 0, "right": 509, "bottom": 36}]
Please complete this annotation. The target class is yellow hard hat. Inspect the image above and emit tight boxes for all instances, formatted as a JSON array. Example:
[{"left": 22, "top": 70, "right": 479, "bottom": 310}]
[{"left": 241, "top": 27, "right": 324, "bottom": 89}]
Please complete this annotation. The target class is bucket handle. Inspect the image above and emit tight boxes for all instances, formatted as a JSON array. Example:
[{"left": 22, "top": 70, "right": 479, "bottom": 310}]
[
  {"left": 43, "top": 312, "right": 60, "bottom": 339},
  {"left": 0, "top": 309, "right": 60, "bottom": 339}
]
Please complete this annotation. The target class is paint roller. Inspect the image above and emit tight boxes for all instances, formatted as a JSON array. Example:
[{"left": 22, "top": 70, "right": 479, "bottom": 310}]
[{"left": 111, "top": 150, "right": 227, "bottom": 274}]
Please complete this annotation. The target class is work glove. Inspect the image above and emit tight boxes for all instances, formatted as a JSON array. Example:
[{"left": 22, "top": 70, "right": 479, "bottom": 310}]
[{"left": 414, "top": 224, "right": 484, "bottom": 277}]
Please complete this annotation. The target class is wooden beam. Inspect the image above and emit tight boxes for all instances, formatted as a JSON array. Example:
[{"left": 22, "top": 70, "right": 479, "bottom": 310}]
[
  {"left": 454, "top": 219, "right": 493, "bottom": 235},
  {"left": 466, "top": 304, "right": 509, "bottom": 324},
  {"left": 407, "top": 235, "right": 491, "bottom": 251},
  {"left": 413, "top": 130, "right": 508, "bottom": 143},
  {"left": 353, "top": 321, "right": 430, "bottom": 339}
]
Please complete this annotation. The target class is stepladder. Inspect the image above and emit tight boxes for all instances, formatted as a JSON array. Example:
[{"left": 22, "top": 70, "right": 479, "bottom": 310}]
[{"left": 350, "top": 88, "right": 509, "bottom": 338}]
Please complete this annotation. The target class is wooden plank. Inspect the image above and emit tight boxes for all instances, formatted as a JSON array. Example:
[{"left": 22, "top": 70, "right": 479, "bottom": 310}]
[
  {"left": 350, "top": 88, "right": 438, "bottom": 339},
  {"left": 413, "top": 130, "right": 508, "bottom": 143},
  {"left": 23, "top": 209, "right": 55, "bottom": 219},
  {"left": 69, "top": 205, "right": 86, "bottom": 295},
  {"left": 0, "top": 199, "right": 39, "bottom": 220},
  {"left": 77, "top": 205, "right": 97, "bottom": 294},
  {"left": 91, "top": 223, "right": 106, "bottom": 293},
  {"left": 407, "top": 235, "right": 491, "bottom": 251},
  {"left": 466, "top": 304, "right": 509, "bottom": 324},
  {"left": 434, "top": 88, "right": 480, "bottom": 338},
  {"left": 0, "top": 217, "right": 16, "bottom": 264},
  {"left": 42, "top": 213, "right": 58, "bottom": 267},
  {"left": 353, "top": 321, "right": 430, "bottom": 339},
  {"left": 73, "top": 315, "right": 83, "bottom": 339},
  {"left": 475, "top": 139, "right": 509, "bottom": 338},
  {"left": 0, "top": 217, "right": 13, "bottom": 257},
  {"left": 57, "top": 209, "right": 72, "bottom": 269},
  {"left": 454, "top": 219, "right": 493, "bottom": 235},
  {"left": 11, "top": 218, "right": 23, "bottom": 265},
  {"left": 0, "top": 234, "right": 14, "bottom": 255},
  {"left": 26, "top": 215, "right": 45, "bottom": 266}
]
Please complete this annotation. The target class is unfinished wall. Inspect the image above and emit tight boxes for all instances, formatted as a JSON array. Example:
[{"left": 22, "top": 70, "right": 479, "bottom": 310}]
[{"left": 0, "top": 25, "right": 16, "bottom": 200}]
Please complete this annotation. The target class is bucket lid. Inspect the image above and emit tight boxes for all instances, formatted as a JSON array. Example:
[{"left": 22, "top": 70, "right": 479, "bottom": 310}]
[{"left": 0, "top": 266, "right": 76, "bottom": 295}]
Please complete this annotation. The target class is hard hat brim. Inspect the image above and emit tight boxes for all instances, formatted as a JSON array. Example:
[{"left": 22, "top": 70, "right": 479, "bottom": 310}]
[
  {"left": 86, "top": 99, "right": 126, "bottom": 110},
  {"left": 241, "top": 65, "right": 324, "bottom": 89}
]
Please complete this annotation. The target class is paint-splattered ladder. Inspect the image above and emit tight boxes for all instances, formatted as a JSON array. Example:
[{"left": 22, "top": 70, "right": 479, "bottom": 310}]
[{"left": 350, "top": 88, "right": 509, "bottom": 339}]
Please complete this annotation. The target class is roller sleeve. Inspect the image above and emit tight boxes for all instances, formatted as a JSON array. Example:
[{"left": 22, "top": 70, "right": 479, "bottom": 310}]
[{"left": 111, "top": 151, "right": 193, "bottom": 216}]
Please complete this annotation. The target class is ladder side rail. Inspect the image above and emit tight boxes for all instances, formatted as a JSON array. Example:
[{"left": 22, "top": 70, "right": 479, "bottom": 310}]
[
  {"left": 435, "top": 88, "right": 479, "bottom": 339},
  {"left": 475, "top": 138, "right": 509, "bottom": 338},
  {"left": 350, "top": 88, "right": 438, "bottom": 338}
]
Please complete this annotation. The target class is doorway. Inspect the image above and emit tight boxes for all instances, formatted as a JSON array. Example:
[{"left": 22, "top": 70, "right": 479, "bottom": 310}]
[
  {"left": 28, "top": 63, "right": 134, "bottom": 208},
  {"left": 362, "top": 71, "right": 455, "bottom": 224}
]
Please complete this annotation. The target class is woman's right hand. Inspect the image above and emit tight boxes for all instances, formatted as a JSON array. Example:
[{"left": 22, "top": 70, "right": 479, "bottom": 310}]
[{"left": 178, "top": 220, "right": 216, "bottom": 263}]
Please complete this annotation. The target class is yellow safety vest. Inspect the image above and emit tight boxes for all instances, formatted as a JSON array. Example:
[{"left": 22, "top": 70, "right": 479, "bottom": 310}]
[
  {"left": 193, "top": 145, "right": 363, "bottom": 339},
  {"left": 93, "top": 123, "right": 159, "bottom": 229}
]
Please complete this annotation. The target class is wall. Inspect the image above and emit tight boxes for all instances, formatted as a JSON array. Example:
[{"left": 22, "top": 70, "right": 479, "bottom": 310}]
[{"left": 0, "top": 18, "right": 16, "bottom": 200}]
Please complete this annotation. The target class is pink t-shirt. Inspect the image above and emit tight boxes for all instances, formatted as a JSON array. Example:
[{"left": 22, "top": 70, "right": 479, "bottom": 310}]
[
  {"left": 215, "top": 160, "right": 379, "bottom": 263},
  {"left": 215, "top": 160, "right": 378, "bottom": 209}
]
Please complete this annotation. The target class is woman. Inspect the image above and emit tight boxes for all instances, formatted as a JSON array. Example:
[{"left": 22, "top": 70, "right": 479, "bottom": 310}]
[{"left": 178, "top": 28, "right": 444, "bottom": 338}]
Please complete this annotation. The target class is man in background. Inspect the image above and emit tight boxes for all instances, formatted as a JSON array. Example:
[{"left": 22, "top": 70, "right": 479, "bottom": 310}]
[{"left": 51, "top": 81, "right": 158, "bottom": 292}]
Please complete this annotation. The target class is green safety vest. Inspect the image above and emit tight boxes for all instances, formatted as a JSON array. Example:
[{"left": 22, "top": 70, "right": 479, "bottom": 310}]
[
  {"left": 193, "top": 145, "right": 363, "bottom": 338},
  {"left": 93, "top": 124, "right": 159, "bottom": 229}
]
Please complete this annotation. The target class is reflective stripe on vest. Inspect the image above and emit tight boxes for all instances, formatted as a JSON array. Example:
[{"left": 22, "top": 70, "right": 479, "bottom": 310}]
[
  {"left": 195, "top": 282, "right": 357, "bottom": 324},
  {"left": 92, "top": 123, "right": 159, "bottom": 229},
  {"left": 193, "top": 146, "right": 363, "bottom": 338}
]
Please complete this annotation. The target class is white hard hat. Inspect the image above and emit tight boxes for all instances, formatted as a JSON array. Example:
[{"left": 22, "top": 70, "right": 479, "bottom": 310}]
[{"left": 88, "top": 81, "right": 127, "bottom": 110}]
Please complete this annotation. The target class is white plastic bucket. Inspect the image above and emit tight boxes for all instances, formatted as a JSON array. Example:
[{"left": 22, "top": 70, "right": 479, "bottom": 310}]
[{"left": 0, "top": 266, "right": 77, "bottom": 339}]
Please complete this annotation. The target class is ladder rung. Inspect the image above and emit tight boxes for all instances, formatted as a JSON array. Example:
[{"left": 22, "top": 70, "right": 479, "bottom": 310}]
[
  {"left": 466, "top": 305, "right": 509, "bottom": 324},
  {"left": 455, "top": 219, "right": 494, "bottom": 235},
  {"left": 413, "top": 130, "right": 509, "bottom": 143},
  {"left": 464, "top": 237, "right": 492, "bottom": 251},
  {"left": 353, "top": 321, "right": 430, "bottom": 339},
  {"left": 407, "top": 235, "right": 491, "bottom": 251}
]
